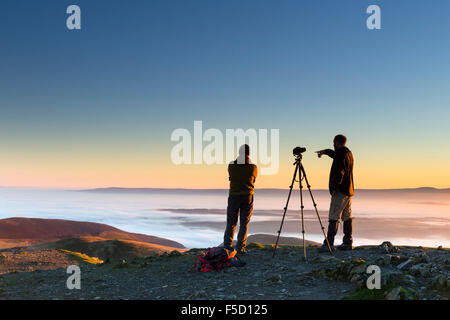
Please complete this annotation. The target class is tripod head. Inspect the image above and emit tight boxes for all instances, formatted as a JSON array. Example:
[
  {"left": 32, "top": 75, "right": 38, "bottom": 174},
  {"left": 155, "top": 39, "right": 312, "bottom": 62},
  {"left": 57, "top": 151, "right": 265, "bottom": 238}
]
[
  {"left": 293, "top": 153, "right": 302, "bottom": 165},
  {"left": 293, "top": 146, "right": 306, "bottom": 156},
  {"left": 292, "top": 146, "right": 306, "bottom": 164}
]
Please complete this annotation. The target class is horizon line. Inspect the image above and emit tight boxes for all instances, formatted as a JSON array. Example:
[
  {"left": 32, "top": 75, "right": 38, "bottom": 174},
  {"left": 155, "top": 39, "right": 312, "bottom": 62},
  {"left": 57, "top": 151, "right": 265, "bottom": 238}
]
[
  {"left": 76, "top": 186, "right": 450, "bottom": 192},
  {"left": 2, "top": 186, "right": 450, "bottom": 192}
]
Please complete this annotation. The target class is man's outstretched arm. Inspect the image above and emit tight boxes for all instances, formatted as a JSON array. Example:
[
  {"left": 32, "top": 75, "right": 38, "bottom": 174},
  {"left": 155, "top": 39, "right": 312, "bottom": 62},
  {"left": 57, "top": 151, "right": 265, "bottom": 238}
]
[{"left": 316, "top": 149, "right": 335, "bottom": 159}]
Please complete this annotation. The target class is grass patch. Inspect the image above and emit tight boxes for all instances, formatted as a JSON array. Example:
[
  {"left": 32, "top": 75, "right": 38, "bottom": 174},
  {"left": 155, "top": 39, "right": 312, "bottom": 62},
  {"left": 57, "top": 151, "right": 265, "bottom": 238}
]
[
  {"left": 247, "top": 243, "right": 266, "bottom": 250},
  {"left": 59, "top": 249, "right": 104, "bottom": 264},
  {"left": 343, "top": 281, "right": 397, "bottom": 300}
]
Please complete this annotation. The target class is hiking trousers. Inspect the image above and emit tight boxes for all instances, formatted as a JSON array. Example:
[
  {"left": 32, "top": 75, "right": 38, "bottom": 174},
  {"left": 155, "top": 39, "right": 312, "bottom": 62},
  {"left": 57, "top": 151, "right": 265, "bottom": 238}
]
[
  {"left": 329, "top": 192, "right": 352, "bottom": 221},
  {"left": 223, "top": 194, "right": 254, "bottom": 250}
]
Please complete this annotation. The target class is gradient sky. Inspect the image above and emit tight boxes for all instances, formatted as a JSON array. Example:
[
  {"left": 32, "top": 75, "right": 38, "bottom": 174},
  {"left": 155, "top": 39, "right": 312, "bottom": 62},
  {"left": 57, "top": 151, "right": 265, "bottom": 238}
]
[{"left": 1, "top": 0, "right": 449, "bottom": 189}]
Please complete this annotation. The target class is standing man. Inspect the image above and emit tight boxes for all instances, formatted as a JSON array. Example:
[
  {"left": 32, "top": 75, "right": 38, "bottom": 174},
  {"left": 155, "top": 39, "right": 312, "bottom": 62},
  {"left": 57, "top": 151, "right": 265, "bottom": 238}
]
[
  {"left": 316, "top": 134, "right": 354, "bottom": 252},
  {"left": 223, "top": 144, "right": 258, "bottom": 255}
]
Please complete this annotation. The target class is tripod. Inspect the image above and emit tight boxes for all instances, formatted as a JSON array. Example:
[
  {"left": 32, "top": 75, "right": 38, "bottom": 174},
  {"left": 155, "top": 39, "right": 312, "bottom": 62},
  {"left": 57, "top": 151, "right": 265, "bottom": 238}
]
[{"left": 272, "top": 153, "right": 333, "bottom": 260}]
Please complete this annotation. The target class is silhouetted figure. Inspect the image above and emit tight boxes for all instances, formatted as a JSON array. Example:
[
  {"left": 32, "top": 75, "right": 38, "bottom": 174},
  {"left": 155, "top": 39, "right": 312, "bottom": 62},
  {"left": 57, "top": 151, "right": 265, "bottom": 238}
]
[
  {"left": 223, "top": 144, "right": 258, "bottom": 255},
  {"left": 316, "top": 135, "right": 354, "bottom": 251}
]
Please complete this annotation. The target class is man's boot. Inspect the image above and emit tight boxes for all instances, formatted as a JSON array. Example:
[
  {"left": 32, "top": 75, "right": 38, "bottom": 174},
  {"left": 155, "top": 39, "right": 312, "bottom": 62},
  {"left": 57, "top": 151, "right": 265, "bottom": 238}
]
[
  {"left": 338, "top": 218, "right": 354, "bottom": 251},
  {"left": 319, "top": 220, "right": 338, "bottom": 253}
]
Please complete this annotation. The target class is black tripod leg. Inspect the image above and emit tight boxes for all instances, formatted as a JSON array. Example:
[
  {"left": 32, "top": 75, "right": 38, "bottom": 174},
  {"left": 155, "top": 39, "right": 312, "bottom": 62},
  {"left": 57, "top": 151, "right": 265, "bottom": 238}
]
[
  {"left": 300, "top": 165, "right": 333, "bottom": 255},
  {"left": 273, "top": 161, "right": 299, "bottom": 258},
  {"left": 298, "top": 165, "right": 306, "bottom": 261}
]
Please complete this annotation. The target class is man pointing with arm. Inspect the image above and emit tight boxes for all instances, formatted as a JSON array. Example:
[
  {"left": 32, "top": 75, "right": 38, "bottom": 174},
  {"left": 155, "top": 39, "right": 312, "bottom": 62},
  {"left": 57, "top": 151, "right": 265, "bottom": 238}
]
[{"left": 316, "top": 134, "right": 355, "bottom": 252}]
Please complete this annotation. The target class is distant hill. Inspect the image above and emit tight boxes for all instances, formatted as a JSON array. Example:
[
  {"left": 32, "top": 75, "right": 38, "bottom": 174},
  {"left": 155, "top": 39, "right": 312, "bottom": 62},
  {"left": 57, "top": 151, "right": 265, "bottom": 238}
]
[
  {"left": 29, "top": 237, "right": 186, "bottom": 261},
  {"left": 0, "top": 217, "right": 185, "bottom": 250}
]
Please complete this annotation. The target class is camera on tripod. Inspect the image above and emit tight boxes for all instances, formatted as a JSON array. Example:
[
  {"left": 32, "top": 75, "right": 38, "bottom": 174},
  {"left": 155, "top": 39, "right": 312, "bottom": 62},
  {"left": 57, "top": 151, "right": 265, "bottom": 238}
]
[
  {"left": 273, "top": 145, "right": 333, "bottom": 259},
  {"left": 293, "top": 146, "right": 306, "bottom": 156}
]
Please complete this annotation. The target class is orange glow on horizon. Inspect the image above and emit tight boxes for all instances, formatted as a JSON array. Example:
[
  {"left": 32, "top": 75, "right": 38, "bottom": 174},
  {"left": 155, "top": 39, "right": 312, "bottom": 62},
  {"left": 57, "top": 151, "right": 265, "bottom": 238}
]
[{"left": 2, "top": 156, "right": 449, "bottom": 190}]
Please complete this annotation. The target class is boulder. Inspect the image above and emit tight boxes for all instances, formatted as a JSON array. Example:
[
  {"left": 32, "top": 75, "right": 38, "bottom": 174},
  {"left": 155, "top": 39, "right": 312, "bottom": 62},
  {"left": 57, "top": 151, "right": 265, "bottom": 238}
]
[
  {"left": 350, "top": 274, "right": 365, "bottom": 290},
  {"left": 380, "top": 241, "right": 393, "bottom": 253},
  {"left": 409, "top": 264, "right": 426, "bottom": 277},
  {"left": 380, "top": 241, "right": 399, "bottom": 254},
  {"left": 350, "top": 264, "right": 366, "bottom": 276},
  {"left": 414, "top": 253, "right": 430, "bottom": 263},
  {"left": 397, "top": 259, "right": 414, "bottom": 271}
]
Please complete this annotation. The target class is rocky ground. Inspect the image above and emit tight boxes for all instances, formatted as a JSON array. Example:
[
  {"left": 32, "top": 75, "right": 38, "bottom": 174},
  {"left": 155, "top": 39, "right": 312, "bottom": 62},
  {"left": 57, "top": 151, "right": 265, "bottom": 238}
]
[
  {"left": 0, "top": 242, "right": 448, "bottom": 300},
  {"left": 0, "top": 247, "right": 82, "bottom": 274}
]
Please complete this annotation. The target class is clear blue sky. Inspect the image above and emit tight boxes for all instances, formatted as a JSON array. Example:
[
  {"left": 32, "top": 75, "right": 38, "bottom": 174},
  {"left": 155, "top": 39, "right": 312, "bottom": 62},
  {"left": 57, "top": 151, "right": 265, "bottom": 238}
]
[{"left": 1, "top": 0, "right": 449, "bottom": 188}]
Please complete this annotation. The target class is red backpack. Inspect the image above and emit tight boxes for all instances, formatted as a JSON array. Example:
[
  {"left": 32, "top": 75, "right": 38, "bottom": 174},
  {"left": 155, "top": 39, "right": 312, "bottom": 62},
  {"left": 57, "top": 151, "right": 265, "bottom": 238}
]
[{"left": 191, "top": 247, "right": 237, "bottom": 272}]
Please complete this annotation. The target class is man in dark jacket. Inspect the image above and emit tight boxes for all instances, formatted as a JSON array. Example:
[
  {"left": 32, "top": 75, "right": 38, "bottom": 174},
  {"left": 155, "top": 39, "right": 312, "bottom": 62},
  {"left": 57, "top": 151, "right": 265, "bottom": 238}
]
[
  {"left": 223, "top": 144, "right": 258, "bottom": 255},
  {"left": 316, "top": 134, "right": 354, "bottom": 252}
]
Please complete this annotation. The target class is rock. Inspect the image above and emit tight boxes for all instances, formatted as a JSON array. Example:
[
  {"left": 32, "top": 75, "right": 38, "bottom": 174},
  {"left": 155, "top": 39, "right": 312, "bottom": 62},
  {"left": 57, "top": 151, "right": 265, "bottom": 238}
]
[
  {"left": 350, "top": 274, "right": 365, "bottom": 289},
  {"left": 381, "top": 241, "right": 393, "bottom": 247},
  {"left": 414, "top": 253, "right": 430, "bottom": 263},
  {"left": 379, "top": 255, "right": 392, "bottom": 266},
  {"left": 310, "top": 255, "right": 339, "bottom": 264},
  {"left": 351, "top": 258, "right": 367, "bottom": 265},
  {"left": 253, "top": 271, "right": 262, "bottom": 277},
  {"left": 381, "top": 271, "right": 403, "bottom": 286},
  {"left": 385, "top": 287, "right": 402, "bottom": 300},
  {"left": 399, "top": 274, "right": 416, "bottom": 286},
  {"left": 380, "top": 241, "right": 399, "bottom": 253},
  {"left": 195, "top": 290, "right": 209, "bottom": 298},
  {"left": 376, "top": 256, "right": 385, "bottom": 265},
  {"left": 385, "top": 255, "right": 402, "bottom": 266},
  {"left": 113, "top": 260, "right": 129, "bottom": 269},
  {"left": 266, "top": 274, "right": 282, "bottom": 283},
  {"left": 431, "top": 274, "right": 449, "bottom": 289},
  {"left": 288, "top": 250, "right": 296, "bottom": 257},
  {"left": 350, "top": 264, "right": 366, "bottom": 275},
  {"left": 168, "top": 250, "right": 182, "bottom": 257},
  {"left": 420, "top": 266, "right": 432, "bottom": 278},
  {"left": 409, "top": 264, "right": 427, "bottom": 277},
  {"left": 432, "top": 255, "right": 450, "bottom": 264},
  {"left": 380, "top": 241, "right": 393, "bottom": 252},
  {"left": 397, "top": 259, "right": 414, "bottom": 271}
]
